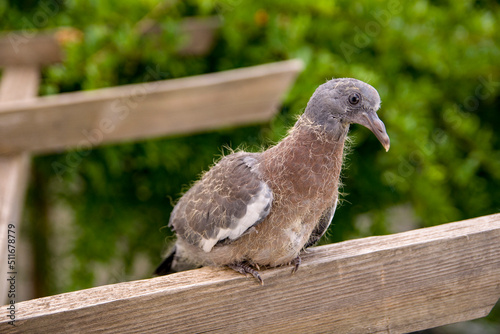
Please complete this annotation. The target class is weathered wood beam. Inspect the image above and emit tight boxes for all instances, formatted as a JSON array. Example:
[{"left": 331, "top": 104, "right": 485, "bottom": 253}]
[
  {"left": 177, "top": 16, "right": 222, "bottom": 55},
  {"left": 0, "top": 66, "right": 40, "bottom": 304},
  {"left": 0, "top": 32, "right": 64, "bottom": 66},
  {"left": 138, "top": 16, "right": 221, "bottom": 55},
  {"left": 2, "top": 213, "right": 499, "bottom": 333},
  {"left": 0, "top": 60, "right": 304, "bottom": 155}
]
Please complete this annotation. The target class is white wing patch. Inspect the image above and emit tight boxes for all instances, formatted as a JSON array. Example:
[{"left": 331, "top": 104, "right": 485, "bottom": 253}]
[
  {"left": 322, "top": 198, "right": 337, "bottom": 233},
  {"left": 331, "top": 198, "right": 338, "bottom": 221},
  {"left": 199, "top": 182, "right": 273, "bottom": 253}
]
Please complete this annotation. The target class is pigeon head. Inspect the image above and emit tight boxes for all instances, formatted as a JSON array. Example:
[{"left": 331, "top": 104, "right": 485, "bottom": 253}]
[{"left": 304, "top": 78, "right": 390, "bottom": 151}]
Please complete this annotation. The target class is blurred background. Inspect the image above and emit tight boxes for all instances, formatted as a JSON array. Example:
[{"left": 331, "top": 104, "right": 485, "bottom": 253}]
[{"left": 1, "top": 0, "right": 499, "bottom": 332}]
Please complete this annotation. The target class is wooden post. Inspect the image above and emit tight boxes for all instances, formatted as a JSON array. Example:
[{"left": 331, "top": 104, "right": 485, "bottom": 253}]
[
  {"left": 0, "top": 30, "right": 64, "bottom": 304},
  {"left": 1, "top": 213, "right": 499, "bottom": 333},
  {"left": 0, "top": 66, "right": 40, "bottom": 304}
]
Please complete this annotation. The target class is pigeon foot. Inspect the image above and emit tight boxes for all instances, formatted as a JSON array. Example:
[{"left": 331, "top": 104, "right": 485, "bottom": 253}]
[
  {"left": 228, "top": 262, "right": 264, "bottom": 285},
  {"left": 291, "top": 255, "right": 301, "bottom": 274}
]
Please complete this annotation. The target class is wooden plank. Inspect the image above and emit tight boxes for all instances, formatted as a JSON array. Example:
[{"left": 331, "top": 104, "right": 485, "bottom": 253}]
[
  {"left": 0, "top": 154, "right": 31, "bottom": 305},
  {"left": 178, "top": 16, "right": 221, "bottom": 55},
  {"left": 0, "top": 66, "right": 39, "bottom": 304},
  {"left": 0, "top": 32, "right": 63, "bottom": 66},
  {"left": 1, "top": 213, "right": 499, "bottom": 333},
  {"left": 139, "top": 16, "right": 221, "bottom": 55},
  {"left": 0, "top": 60, "right": 304, "bottom": 155}
]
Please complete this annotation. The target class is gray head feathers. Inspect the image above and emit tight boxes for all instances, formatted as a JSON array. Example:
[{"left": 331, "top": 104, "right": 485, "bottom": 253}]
[{"left": 304, "top": 78, "right": 390, "bottom": 151}]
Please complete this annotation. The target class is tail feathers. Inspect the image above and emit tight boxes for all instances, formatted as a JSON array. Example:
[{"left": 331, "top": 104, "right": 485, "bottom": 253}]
[
  {"left": 154, "top": 245, "right": 201, "bottom": 276},
  {"left": 153, "top": 246, "right": 177, "bottom": 276}
]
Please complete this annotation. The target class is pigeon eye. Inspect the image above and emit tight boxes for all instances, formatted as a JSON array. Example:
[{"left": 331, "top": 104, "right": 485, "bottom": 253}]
[{"left": 348, "top": 93, "right": 361, "bottom": 105}]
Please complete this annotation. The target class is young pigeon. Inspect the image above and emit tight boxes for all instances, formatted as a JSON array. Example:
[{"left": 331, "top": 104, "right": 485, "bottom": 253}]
[{"left": 155, "top": 78, "right": 390, "bottom": 284}]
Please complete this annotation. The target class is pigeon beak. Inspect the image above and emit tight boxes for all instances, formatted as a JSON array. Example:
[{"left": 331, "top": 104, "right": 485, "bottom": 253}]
[{"left": 356, "top": 111, "right": 390, "bottom": 152}]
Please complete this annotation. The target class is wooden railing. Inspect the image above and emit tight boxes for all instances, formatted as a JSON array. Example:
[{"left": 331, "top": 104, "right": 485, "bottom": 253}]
[
  {"left": 0, "top": 59, "right": 303, "bottom": 154},
  {"left": 1, "top": 213, "right": 499, "bottom": 333}
]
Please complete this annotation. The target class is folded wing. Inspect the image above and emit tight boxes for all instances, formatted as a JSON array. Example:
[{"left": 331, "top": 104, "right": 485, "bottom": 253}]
[{"left": 169, "top": 152, "right": 273, "bottom": 253}]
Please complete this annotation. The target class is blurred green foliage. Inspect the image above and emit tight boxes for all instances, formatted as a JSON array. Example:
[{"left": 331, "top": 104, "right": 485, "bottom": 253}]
[{"left": 1, "top": 1, "right": 499, "bottom": 320}]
